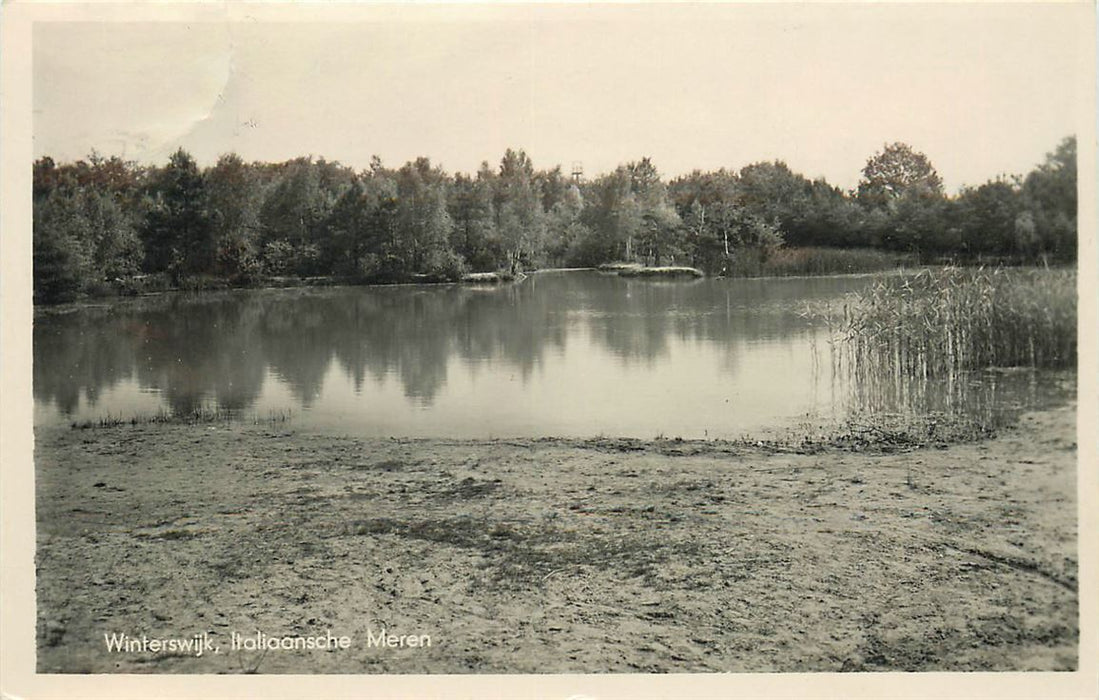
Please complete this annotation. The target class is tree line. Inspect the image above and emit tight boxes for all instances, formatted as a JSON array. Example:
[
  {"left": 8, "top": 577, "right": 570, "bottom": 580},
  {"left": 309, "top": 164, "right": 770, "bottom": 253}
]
[{"left": 32, "top": 137, "right": 1076, "bottom": 303}]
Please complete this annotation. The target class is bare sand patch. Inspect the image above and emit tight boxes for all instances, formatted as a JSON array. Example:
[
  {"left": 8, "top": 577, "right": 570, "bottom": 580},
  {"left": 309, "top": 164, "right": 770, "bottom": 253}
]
[{"left": 35, "top": 403, "right": 1077, "bottom": 673}]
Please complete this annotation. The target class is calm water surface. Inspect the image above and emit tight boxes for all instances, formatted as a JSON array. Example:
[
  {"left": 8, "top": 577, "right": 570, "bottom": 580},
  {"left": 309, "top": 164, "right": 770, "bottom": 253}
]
[{"left": 33, "top": 271, "right": 1063, "bottom": 438}]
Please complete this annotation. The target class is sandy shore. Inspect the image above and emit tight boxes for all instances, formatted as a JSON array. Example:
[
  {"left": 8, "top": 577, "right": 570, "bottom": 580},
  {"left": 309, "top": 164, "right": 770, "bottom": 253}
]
[{"left": 35, "top": 403, "right": 1078, "bottom": 673}]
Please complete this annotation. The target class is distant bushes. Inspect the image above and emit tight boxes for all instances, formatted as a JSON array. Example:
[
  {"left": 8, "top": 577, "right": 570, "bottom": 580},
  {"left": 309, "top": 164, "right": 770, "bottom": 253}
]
[{"left": 724, "top": 247, "right": 911, "bottom": 278}]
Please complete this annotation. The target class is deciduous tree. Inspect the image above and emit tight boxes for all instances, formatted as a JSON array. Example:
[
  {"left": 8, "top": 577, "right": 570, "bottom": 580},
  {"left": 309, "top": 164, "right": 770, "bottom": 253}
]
[{"left": 857, "top": 142, "right": 943, "bottom": 208}]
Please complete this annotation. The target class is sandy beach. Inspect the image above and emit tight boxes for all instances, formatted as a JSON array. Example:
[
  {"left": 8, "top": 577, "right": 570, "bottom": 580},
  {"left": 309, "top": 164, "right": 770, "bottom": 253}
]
[{"left": 35, "top": 402, "right": 1077, "bottom": 673}]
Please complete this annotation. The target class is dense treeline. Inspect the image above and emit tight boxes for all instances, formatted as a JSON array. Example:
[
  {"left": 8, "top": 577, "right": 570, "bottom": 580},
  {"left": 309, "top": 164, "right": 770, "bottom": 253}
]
[{"left": 32, "top": 137, "right": 1076, "bottom": 303}]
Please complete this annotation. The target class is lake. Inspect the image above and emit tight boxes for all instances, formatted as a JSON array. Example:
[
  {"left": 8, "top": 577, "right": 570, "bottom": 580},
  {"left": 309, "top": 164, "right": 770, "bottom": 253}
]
[{"left": 33, "top": 271, "right": 1065, "bottom": 439}]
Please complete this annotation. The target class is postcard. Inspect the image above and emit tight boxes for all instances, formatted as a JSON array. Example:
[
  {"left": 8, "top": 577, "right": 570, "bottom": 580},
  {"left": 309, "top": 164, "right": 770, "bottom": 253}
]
[{"left": 2, "top": 2, "right": 1095, "bottom": 698}]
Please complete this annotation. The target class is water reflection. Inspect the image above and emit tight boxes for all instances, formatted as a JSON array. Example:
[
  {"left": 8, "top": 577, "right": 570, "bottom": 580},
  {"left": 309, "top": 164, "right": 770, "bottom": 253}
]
[
  {"left": 836, "top": 355, "right": 1072, "bottom": 432},
  {"left": 35, "top": 271, "right": 1054, "bottom": 438},
  {"left": 34, "top": 277, "right": 583, "bottom": 416}
]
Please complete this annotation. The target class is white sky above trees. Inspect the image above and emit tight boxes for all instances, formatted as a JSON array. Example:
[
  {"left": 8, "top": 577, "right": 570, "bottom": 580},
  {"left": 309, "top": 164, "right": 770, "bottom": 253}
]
[{"left": 32, "top": 4, "right": 1088, "bottom": 193}]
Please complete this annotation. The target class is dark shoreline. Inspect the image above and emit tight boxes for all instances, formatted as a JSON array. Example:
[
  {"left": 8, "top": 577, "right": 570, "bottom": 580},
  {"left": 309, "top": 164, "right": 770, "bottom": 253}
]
[{"left": 34, "top": 260, "right": 1077, "bottom": 316}]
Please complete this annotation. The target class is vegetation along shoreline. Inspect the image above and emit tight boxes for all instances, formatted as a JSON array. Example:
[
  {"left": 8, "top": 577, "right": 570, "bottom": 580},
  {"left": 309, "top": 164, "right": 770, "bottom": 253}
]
[{"left": 33, "top": 138, "right": 1075, "bottom": 305}]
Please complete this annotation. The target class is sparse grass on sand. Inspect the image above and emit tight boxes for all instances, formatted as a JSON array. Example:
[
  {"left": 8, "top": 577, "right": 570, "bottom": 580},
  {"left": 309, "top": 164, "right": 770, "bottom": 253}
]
[{"left": 70, "top": 406, "right": 292, "bottom": 429}]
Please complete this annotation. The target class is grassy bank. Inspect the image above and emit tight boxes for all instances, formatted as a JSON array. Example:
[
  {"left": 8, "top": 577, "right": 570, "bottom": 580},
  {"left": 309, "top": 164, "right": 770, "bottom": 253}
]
[
  {"left": 616, "top": 266, "right": 705, "bottom": 279},
  {"left": 595, "top": 262, "right": 705, "bottom": 279},
  {"left": 594, "top": 249, "right": 909, "bottom": 280},
  {"left": 38, "top": 268, "right": 487, "bottom": 306}
]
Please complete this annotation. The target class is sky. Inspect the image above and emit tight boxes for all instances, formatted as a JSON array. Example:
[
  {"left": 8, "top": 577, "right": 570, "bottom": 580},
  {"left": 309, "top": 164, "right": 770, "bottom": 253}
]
[{"left": 32, "top": 4, "right": 1089, "bottom": 193}]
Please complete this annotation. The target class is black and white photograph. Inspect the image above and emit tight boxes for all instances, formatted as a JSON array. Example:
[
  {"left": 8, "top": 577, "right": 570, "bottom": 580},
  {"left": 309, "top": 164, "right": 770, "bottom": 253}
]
[{"left": 1, "top": 2, "right": 1096, "bottom": 697}]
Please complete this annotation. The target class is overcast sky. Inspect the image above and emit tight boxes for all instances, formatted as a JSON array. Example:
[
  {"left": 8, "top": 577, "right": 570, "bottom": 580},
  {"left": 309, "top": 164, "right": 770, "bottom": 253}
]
[{"left": 32, "top": 4, "right": 1088, "bottom": 192}]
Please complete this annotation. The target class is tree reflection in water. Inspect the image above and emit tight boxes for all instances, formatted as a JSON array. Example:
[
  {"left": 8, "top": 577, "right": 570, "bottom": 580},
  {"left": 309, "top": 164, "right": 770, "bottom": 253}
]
[{"left": 37, "top": 272, "right": 1020, "bottom": 436}]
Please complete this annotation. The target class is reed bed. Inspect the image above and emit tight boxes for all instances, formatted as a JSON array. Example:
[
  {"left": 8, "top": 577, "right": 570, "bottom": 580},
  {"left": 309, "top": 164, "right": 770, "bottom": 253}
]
[
  {"left": 809, "top": 266, "right": 1076, "bottom": 432},
  {"left": 727, "top": 247, "right": 911, "bottom": 278},
  {"left": 834, "top": 267, "right": 1076, "bottom": 375}
]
